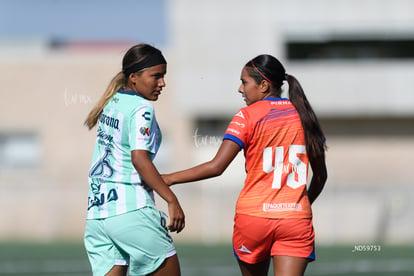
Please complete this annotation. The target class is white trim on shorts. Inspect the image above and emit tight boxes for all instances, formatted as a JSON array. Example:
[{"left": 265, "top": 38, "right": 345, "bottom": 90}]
[
  {"left": 115, "top": 259, "right": 128, "bottom": 266},
  {"left": 166, "top": 249, "right": 177, "bottom": 258}
]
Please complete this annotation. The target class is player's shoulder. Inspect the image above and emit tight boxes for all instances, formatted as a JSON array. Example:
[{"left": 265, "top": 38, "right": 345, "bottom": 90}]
[
  {"left": 117, "top": 90, "right": 154, "bottom": 111},
  {"left": 133, "top": 96, "right": 154, "bottom": 110},
  {"left": 239, "top": 100, "right": 272, "bottom": 119}
]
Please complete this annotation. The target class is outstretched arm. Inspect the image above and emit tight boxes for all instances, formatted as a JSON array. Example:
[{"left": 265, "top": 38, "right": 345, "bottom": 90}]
[
  {"left": 163, "top": 140, "right": 241, "bottom": 186},
  {"left": 307, "top": 151, "right": 328, "bottom": 204},
  {"left": 131, "top": 149, "right": 185, "bottom": 233}
]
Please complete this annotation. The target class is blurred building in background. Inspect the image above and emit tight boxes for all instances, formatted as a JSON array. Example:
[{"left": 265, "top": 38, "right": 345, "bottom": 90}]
[{"left": 0, "top": 0, "right": 413, "bottom": 245}]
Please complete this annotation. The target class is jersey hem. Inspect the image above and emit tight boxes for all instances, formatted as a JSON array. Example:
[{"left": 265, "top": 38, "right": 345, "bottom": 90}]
[{"left": 235, "top": 211, "right": 313, "bottom": 220}]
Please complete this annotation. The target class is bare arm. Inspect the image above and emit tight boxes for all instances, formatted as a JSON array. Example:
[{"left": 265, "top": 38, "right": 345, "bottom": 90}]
[
  {"left": 131, "top": 150, "right": 185, "bottom": 233},
  {"left": 307, "top": 151, "right": 328, "bottom": 204},
  {"left": 163, "top": 140, "right": 241, "bottom": 186}
]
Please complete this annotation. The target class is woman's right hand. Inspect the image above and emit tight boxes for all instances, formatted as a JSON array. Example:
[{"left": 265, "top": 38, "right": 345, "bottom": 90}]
[{"left": 167, "top": 198, "right": 185, "bottom": 233}]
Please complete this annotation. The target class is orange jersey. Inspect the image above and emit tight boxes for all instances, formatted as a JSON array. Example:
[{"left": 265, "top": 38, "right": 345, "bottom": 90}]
[{"left": 223, "top": 98, "right": 312, "bottom": 219}]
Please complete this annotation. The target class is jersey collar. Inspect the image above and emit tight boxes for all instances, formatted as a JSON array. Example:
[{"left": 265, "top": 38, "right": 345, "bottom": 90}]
[
  {"left": 264, "top": 97, "right": 289, "bottom": 101},
  {"left": 118, "top": 88, "right": 145, "bottom": 98}
]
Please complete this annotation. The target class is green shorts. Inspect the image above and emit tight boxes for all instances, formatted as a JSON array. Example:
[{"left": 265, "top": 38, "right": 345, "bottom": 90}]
[{"left": 84, "top": 206, "right": 176, "bottom": 276}]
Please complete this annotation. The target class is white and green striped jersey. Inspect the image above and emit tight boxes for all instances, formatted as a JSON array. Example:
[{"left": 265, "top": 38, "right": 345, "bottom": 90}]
[{"left": 86, "top": 89, "right": 162, "bottom": 219}]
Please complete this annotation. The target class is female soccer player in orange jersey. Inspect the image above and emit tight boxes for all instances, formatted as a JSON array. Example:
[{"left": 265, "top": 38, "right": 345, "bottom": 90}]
[{"left": 163, "top": 54, "right": 327, "bottom": 276}]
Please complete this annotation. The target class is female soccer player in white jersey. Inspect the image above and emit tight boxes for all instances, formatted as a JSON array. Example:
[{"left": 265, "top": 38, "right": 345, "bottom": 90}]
[{"left": 84, "top": 44, "right": 185, "bottom": 276}]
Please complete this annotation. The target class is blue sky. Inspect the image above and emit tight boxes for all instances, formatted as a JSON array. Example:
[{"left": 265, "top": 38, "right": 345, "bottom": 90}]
[{"left": 0, "top": 0, "right": 167, "bottom": 45}]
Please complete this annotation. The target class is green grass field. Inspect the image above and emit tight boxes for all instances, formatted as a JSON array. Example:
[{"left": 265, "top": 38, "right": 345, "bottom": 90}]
[{"left": 0, "top": 242, "right": 413, "bottom": 275}]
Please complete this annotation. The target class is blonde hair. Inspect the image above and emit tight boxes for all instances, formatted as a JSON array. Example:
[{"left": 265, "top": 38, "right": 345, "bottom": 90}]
[
  {"left": 84, "top": 72, "right": 125, "bottom": 130},
  {"left": 84, "top": 43, "right": 163, "bottom": 130}
]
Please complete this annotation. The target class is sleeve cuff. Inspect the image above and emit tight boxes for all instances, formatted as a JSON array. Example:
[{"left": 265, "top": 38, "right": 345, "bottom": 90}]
[{"left": 223, "top": 134, "right": 244, "bottom": 149}]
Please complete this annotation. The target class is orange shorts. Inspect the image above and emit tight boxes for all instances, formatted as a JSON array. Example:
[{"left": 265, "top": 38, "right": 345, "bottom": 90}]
[{"left": 232, "top": 214, "right": 315, "bottom": 264}]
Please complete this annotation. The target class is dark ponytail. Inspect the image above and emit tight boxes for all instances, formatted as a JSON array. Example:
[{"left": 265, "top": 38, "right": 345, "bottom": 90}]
[
  {"left": 285, "top": 74, "right": 326, "bottom": 158},
  {"left": 246, "top": 55, "right": 326, "bottom": 159}
]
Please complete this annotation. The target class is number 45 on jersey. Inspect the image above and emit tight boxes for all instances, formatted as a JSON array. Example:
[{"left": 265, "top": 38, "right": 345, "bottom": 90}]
[{"left": 263, "top": 145, "right": 307, "bottom": 189}]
